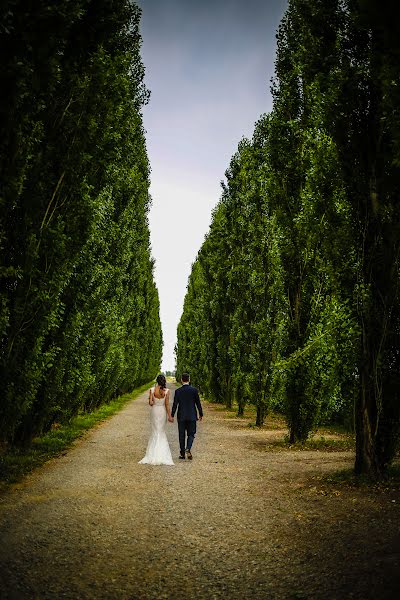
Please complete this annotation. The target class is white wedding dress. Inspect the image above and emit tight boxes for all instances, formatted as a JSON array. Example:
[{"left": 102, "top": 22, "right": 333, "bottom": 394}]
[{"left": 139, "top": 388, "right": 174, "bottom": 465}]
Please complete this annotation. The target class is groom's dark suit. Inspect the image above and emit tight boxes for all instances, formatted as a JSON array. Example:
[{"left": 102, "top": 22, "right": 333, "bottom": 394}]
[{"left": 171, "top": 384, "right": 203, "bottom": 455}]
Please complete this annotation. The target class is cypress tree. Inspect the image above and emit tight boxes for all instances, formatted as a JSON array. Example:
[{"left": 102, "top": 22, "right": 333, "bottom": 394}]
[
  {"left": 176, "top": 0, "right": 400, "bottom": 476},
  {"left": 0, "top": 1, "right": 162, "bottom": 442}
]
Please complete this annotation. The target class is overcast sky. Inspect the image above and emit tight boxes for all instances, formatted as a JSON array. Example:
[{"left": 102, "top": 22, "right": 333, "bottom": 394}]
[{"left": 136, "top": 0, "right": 288, "bottom": 371}]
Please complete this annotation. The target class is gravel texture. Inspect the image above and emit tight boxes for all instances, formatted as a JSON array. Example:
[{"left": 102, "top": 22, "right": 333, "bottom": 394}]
[{"left": 0, "top": 384, "right": 399, "bottom": 599}]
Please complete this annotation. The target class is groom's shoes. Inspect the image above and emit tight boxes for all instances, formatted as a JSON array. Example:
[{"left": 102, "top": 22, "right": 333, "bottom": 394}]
[
  {"left": 186, "top": 449, "right": 192, "bottom": 460},
  {"left": 179, "top": 453, "right": 185, "bottom": 460}
]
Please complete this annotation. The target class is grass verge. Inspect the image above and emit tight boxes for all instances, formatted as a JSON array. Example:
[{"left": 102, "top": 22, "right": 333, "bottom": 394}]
[
  {"left": 206, "top": 398, "right": 355, "bottom": 451},
  {"left": 0, "top": 382, "right": 152, "bottom": 490},
  {"left": 263, "top": 435, "right": 355, "bottom": 453},
  {"left": 322, "top": 463, "right": 400, "bottom": 491}
]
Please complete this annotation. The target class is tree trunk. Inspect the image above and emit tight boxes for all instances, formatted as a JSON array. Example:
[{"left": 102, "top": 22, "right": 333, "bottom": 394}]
[
  {"left": 354, "top": 327, "right": 381, "bottom": 477},
  {"left": 354, "top": 392, "right": 380, "bottom": 477},
  {"left": 256, "top": 402, "right": 265, "bottom": 426},
  {"left": 235, "top": 382, "right": 245, "bottom": 416},
  {"left": 225, "top": 376, "right": 232, "bottom": 409}
]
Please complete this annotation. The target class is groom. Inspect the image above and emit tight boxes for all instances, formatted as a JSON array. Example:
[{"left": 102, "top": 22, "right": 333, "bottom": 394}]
[{"left": 170, "top": 372, "right": 203, "bottom": 460}]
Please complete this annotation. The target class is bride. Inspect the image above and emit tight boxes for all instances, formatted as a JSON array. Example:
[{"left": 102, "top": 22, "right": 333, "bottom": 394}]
[{"left": 138, "top": 374, "right": 174, "bottom": 465}]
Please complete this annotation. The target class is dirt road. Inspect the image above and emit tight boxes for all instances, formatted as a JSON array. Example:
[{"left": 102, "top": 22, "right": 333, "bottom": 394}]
[{"left": 0, "top": 385, "right": 399, "bottom": 599}]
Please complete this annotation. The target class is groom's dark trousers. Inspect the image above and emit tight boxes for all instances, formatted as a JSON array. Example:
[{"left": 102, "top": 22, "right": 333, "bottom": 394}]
[
  {"left": 178, "top": 420, "right": 196, "bottom": 453},
  {"left": 171, "top": 384, "right": 203, "bottom": 454}
]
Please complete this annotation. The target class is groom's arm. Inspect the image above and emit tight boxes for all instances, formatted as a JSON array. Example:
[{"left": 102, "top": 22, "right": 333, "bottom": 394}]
[
  {"left": 194, "top": 388, "right": 203, "bottom": 419},
  {"left": 171, "top": 389, "right": 179, "bottom": 418}
]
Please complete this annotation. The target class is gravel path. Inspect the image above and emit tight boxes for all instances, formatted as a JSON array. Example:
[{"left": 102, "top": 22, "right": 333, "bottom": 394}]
[{"left": 0, "top": 384, "right": 399, "bottom": 599}]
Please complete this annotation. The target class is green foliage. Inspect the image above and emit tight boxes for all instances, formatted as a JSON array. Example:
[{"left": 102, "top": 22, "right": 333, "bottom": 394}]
[
  {"left": 176, "top": 0, "right": 400, "bottom": 476},
  {"left": 0, "top": 1, "right": 162, "bottom": 443}
]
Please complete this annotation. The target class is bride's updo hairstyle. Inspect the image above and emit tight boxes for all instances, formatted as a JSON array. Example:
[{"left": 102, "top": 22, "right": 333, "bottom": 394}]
[{"left": 156, "top": 374, "right": 167, "bottom": 389}]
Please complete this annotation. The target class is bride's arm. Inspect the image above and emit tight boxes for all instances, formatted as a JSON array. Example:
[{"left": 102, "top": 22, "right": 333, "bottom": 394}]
[
  {"left": 165, "top": 390, "right": 172, "bottom": 419},
  {"left": 149, "top": 388, "right": 154, "bottom": 406}
]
